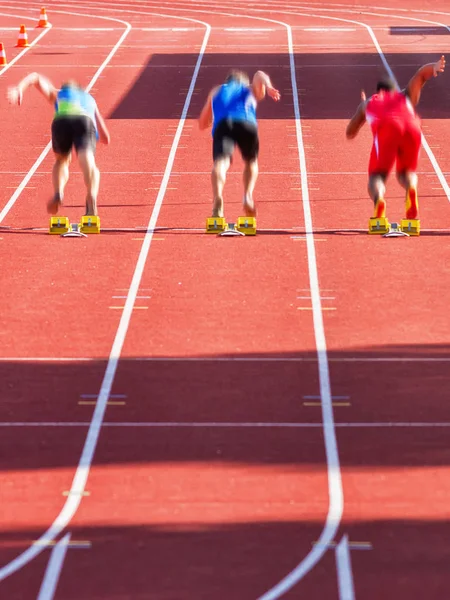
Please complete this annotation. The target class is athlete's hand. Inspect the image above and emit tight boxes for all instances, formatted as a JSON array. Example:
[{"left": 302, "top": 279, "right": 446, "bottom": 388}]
[
  {"left": 7, "top": 86, "right": 23, "bottom": 106},
  {"left": 434, "top": 55, "right": 445, "bottom": 76},
  {"left": 361, "top": 89, "right": 366, "bottom": 101},
  {"left": 268, "top": 86, "right": 281, "bottom": 101}
]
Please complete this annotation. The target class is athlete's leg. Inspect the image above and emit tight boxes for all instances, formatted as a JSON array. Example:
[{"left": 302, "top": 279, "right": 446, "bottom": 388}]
[
  {"left": 211, "top": 120, "right": 234, "bottom": 217},
  {"left": 397, "top": 125, "right": 422, "bottom": 219},
  {"left": 48, "top": 152, "right": 71, "bottom": 214},
  {"left": 368, "top": 173, "right": 387, "bottom": 217},
  {"left": 243, "top": 159, "right": 258, "bottom": 216},
  {"left": 236, "top": 122, "right": 259, "bottom": 216},
  {"left": 211, "top": 156, "right": 231, "bottom": 217},
  {"left": 367, "top": 124, "right": 399, "bottom": 218},
  {"left": 77, "top": 149, "right": 100, "bottom": 216}
]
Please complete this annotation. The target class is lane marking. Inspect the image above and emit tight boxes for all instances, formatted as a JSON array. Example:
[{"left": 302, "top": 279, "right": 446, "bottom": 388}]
[
  {"left": 314, "top": 539, "right": 372, "bottom": 550},
  {"left": 109, "top": 306, "right": 149, "bottom": 309},
  {"left": 1, "top": 421, "right": 450, "bottom": 428},
  {"left": 80, "top": 394, "right": 127, "bottom": 399},
  {"left": 297, "top": 306, "right": 336, "bottom": 311},
  {"left": 78, "top": 400, "right": 126, "bottom": 406},
  {"left": 224, "top": 27, "right": 274, "bottom": 31},
  {"left": 1, "top": 356, "right": 449, "bottom": 362},
  {"left": 304, "top": 395, "right": 350, "bottom": 400},
  {"left": 0, "top": 7, "right": 211, "bottom": 585},
  {"left": 36, "top": 533, "right": 71, "bottom": 600},
  {"left": 62, "top": 491, "right": 90, "bottom": 497},
  {"left": 304, "top": 402, "right": 351, "bottom": 407},
  {"left": 0, "top": 6, "right": 136, "bottom": 582},
  {"left": 33, "top": 540, "right": 91, "bottom": 549},
  {"left": 304, "top": 27, "right": 356, "bottom": 31}
]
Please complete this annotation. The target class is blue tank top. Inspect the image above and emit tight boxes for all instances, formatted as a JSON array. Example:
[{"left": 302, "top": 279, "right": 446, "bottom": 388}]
[
  {"left": 54, "top": 86, "right": 98, "bottom": 134},
  {"left": 212, "top": 81, "right": 257, "bottom": 134}
]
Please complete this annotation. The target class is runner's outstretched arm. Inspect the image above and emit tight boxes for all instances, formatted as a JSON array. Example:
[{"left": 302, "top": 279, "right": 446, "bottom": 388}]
[
  {"left": 199, "top": 86, "right": 220, "bottom": 130},
  {"left": 7, "top": 72, "right": 57, "bottom": 106},
  {"left": 95, "top": 106, "right": 110, "bottom": 144},
  {"left": 406, "top": 55, "right": 445, "bottom": 106},
  {"left": 251, "top": 71, "right": 281, "bottom": 102},
  {"left": 346, "top": 92, "right": 367, "bottom": 139}
]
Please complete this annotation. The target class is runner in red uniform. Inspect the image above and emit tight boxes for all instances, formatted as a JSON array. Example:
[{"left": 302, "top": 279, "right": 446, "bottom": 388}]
[{"left": 346, "top": 56, "right": 445, "bottom": 224}]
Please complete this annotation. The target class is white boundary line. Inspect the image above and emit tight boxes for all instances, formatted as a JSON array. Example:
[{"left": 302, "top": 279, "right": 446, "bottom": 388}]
[
  {"left": 1, "top": 421, "right": 450, "bottom": 428},
  {"left": 1, "top": 356, "right": 449, "bottom": 362},
  {"left": 336, "top": 535, "right": 356, "bottom": 600},
  {"left": 0, "top": 7, "right": 211, "bottom": 583},
  {"left": 36, "top": 533, "right": 71, "bottom": 600}
]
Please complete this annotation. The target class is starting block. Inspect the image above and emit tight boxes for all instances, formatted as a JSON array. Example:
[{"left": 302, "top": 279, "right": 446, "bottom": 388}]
[
  {"left": 236, "top": 216, "right": 257, "bottom": 236},
  {"left": 206, "top": 217, "right": 227, "bottom": 233},
  {"left": 49, "top": 215, "right": 100, "bottom": 237},
  {"left": 49, "top": 216, "right": 70, "bottom": 235},
  {"left": 368, "top": 216, "right": 390, "bottom": 235},
  {"left": 80, "top": 215, "right": 101, "bottom": 234},
  {"left": 400, "top": 218, "right": 420, "bottom": 236}
]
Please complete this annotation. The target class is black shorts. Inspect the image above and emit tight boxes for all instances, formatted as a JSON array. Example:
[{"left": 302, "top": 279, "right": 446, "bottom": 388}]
[
  {"left": 51, "top": 115, "right": 97, "bottom": 155},
  {"left": 213, "top": 119, "right": 259, "bottom": 162}
]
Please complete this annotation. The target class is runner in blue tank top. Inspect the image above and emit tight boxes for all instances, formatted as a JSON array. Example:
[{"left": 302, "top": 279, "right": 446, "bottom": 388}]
[
  {"left": 8, "top": 73, "right": 110, "bottom": 216},
  {"left": 199, "top": 70, "right": 280, "bottom": 218}
]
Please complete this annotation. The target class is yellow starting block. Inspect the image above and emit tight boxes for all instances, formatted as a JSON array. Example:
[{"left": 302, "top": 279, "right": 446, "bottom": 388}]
[
  {"left": 80, "top": 215, "right": 101, "bottom": 234},
  {"left": 206, "top": 217, "right": 227, "bottom": 233},
  {"left": 400, "top": 218, "right": 420, "bottom": 236},
  {"left": 49, "top": 216, "right": 70, "bottom": 234},
  {"left": 236, "top": 216, "right": 257, "bottom": 235},
  {"left": 368, "top": 216, "right": 390, "bottom": 235}
]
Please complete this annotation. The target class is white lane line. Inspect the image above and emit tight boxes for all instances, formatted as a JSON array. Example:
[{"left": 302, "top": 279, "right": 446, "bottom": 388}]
[
  {"left": 335, "top": 535, "right": 356, "bottom": 600},
  {"left": 224, "top": 27, "right": 274, "bottom": 31},
  {"left": 0, "top": 356, "right": 449, "bottom": 362},
  {"left": 304, "top": 395, "right": 350, "bottom": 400},
  {"left": 304, "top": 27, "right": 356, "bottom": 31},
  {"left": 0, "top": 7, "right": 131, "bottom": 225},
  {"left": 0, "top": 10, "right": 210, "bottom": 584},
  {"left": 0, "top": 10, "right": 133, "bottom": 582},
  {"left": 2, "top": 421, "right": 450, "bottom": 428},
  {"left": 0, "top": 12, "right": 52, "bottom": 77},
  {"left": 36, "top": 533, "right": 71, "bottom": 600}
]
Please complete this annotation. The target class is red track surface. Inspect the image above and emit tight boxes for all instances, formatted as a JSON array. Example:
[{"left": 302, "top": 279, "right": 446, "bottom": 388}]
[{"left": 0, "top": 1, "right": 450, "bottom": 598}]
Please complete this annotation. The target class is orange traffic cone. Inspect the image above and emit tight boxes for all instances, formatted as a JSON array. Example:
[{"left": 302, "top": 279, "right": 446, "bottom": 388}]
[
  {"left": 37, "top": 7, "right": 51, "bottom": 28},
  {"left": 0, "top": 43, "right": 7, "bottom": 66},
  {"left": 16, "top": 25, "right": 30, "bottom": 48}
]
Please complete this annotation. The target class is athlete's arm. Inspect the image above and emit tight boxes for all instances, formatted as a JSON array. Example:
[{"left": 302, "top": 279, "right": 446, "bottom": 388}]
[
  {"left": 405, "top": 55, "right": 445, "bottom": 106},
  {"left": 7, "top": 72, "right": 58, "bottom": 106},
  {"left": 199, "top": 86, "right": 220, "bottom": 130},
  {"left": 95, "top": 106, "right": 110, "bottom": 145},
  {"left": 346, "top": 99, "right": 367, "bottom": 139},
  {"left": 251, "top": 71, "right": 281, "bottom": 102}
]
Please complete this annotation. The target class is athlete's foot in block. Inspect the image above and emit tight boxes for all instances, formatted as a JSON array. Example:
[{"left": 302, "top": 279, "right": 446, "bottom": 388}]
[
  {"left": 243, "top": 195, "right": 256, "bottom": 217},
  {"left": 212, "top": 198, "right": 224, "bottom": 218},
  {"left": 405, "top": 187, "right": 419, "bottom": 219},
  {"left": 373, "top": 198, "right": 386, "bottom": 218},
  {"left": 47, "top": 193, "right": 63, "bottom": 215}
]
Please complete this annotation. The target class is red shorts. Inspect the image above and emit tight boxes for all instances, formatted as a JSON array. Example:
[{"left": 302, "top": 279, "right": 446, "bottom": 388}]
[{"left": 368, "top": 121, "right": 422, "bottom": 176}]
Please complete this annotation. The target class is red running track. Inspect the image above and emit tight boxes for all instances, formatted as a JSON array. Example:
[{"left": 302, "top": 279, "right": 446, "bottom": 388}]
[{"left": 0, "top": 0, "right": 450, "bottom": 598}]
